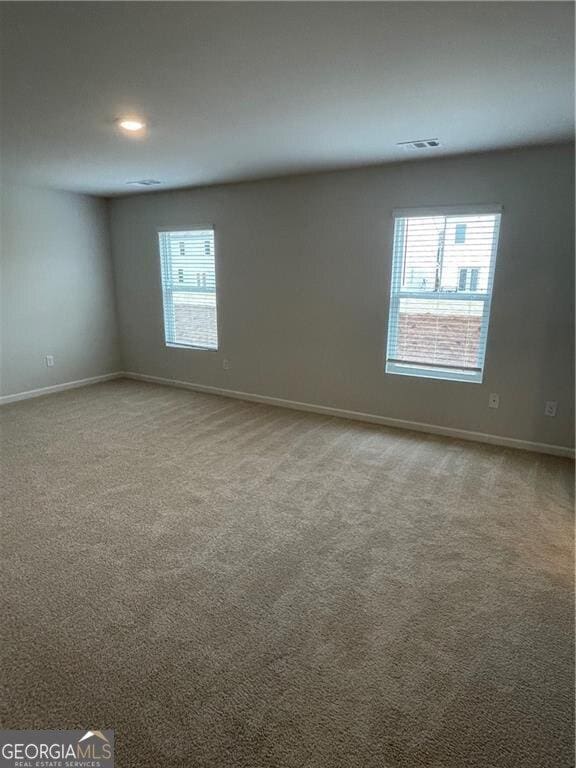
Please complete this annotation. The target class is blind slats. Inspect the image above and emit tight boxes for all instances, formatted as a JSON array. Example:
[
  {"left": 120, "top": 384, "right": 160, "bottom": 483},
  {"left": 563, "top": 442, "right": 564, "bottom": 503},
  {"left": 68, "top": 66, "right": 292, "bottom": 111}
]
[
  {"left": 386, "top": 213, "right": 501, "bottom": 383},
  {"left": 158, "top": 229, "right": 218, "bottom": 350}
]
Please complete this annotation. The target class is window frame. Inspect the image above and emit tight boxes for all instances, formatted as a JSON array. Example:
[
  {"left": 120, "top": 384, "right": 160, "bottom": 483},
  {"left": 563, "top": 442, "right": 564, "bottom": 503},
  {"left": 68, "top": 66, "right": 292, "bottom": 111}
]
[
  {"left": 385, "top": 205, "right": 502, "bottom": 384},
  {"left": 157, "top": 225, "right": 220, "bottom": 352},
  {"left": 457, "top": 266, "right": 481, "bottom": 293}
]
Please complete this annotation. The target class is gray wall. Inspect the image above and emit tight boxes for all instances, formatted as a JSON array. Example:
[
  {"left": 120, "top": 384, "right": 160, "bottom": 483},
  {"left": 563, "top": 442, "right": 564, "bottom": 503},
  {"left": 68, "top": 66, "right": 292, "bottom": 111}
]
[
  {"left": 109, "top": 144, "right": 574, "bottom": 448},
  {"left": 0, "top": 183, "right": 120, "bottom": 395}
]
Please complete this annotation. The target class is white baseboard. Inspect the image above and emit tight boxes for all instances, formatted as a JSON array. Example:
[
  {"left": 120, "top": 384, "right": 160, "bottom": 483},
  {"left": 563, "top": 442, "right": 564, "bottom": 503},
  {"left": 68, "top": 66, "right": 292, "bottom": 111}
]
[
  {"left": 121, "top": 371, "right": 575, "bottom": 459},
  {"left": 0, "top": 372, "right": 122, "bottom": 405}
]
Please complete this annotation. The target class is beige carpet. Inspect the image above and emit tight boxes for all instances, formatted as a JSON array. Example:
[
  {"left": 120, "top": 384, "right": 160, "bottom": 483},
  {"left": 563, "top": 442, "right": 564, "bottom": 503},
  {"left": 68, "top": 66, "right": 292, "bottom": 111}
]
[{"left": 1, "top": 379, "right": 574, "bottom": 768}]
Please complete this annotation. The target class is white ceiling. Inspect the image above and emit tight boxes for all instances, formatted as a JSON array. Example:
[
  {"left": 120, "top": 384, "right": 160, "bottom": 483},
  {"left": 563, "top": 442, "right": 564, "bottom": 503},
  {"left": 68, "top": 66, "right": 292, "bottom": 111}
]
[{"left": 1, "top": 2, "right": 574, "bottom": 197}]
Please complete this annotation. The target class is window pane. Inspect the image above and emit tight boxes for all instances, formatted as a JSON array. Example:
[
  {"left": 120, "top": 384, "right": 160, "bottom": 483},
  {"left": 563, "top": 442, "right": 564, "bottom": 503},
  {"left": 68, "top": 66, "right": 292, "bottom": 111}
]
[
  {"left": 395, "top": 297, "right": 484, "bottom": 370},
  {"left": 469, "top": 268, "right": 479, "bottom": 292},
  {"left": 172, "top": 292, "right": 218, "bottom": 349}
]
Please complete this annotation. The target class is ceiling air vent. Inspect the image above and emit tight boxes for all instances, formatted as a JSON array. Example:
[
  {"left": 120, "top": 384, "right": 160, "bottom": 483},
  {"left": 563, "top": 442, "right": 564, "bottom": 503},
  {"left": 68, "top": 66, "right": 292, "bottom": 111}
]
[
  {"left": 126, "top": 179, "right": 162, "bottom": 187},
  {"left": 397, "top": 138, "right": 441, "bottom": 151}
]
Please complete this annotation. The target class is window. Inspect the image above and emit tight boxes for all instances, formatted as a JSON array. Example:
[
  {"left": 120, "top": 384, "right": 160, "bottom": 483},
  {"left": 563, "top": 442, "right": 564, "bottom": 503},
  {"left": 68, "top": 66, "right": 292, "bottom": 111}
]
[
  {"left": 454, "top": 222, "right": 467, "bottom": 244},
  {"left": 158, "top": 228, "right": 218, "bottom": 350},
  {"left": 458, "top": 267, "right": 480, "bottom": 292},
  {"left": 385, "top": 207, "right": 501, "bottom": 383}
]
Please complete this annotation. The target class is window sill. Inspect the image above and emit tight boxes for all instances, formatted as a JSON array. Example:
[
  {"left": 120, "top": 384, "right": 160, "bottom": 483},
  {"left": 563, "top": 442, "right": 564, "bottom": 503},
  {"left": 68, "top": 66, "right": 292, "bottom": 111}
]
[
  {"left": 385, "top": 361, "right": 483, "bottom": 384},
  {"left": 165, "top": 342, "right": 218, "bottom": 352}
]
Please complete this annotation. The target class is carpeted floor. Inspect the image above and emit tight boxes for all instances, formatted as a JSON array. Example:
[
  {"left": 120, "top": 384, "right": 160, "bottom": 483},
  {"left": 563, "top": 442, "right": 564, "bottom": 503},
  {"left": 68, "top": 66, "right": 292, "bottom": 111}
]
[{"left": 1, "top": 379, "right": 574, "bottom": 768}]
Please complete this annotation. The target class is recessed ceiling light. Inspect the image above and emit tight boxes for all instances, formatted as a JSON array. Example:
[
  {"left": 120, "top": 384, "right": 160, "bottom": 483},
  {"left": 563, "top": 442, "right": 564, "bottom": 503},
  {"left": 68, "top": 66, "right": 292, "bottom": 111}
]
[
  {"left": 126, "top": 179, "right": 161, "bottom": 187},
  {"left": 117, "top": 117, "right": 146, "bottom": 133}
]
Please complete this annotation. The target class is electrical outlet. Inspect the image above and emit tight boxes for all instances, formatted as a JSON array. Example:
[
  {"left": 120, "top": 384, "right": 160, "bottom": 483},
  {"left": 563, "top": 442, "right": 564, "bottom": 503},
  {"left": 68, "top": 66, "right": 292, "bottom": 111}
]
[
  {"left": 222, "top": 359, "right": 231, "bottom": 370},
  {"left": 488, "top": 393, "right": 499, "bottom": 409},
  {"left": 45, "top": 355, "right": 55, "bottom": 368},
  {"left": 544, "top": 400, "right": 558, "bottom": 417}
]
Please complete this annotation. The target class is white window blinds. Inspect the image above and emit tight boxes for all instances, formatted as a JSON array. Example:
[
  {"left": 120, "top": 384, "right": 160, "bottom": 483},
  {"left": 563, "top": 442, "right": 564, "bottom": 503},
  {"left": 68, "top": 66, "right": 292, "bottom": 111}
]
[
  {"left": 158, "top": 229, "right": 218, "bottom": 350},
  {"left": 385, "top": 208, "right": 501, "bottom": 383}
]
